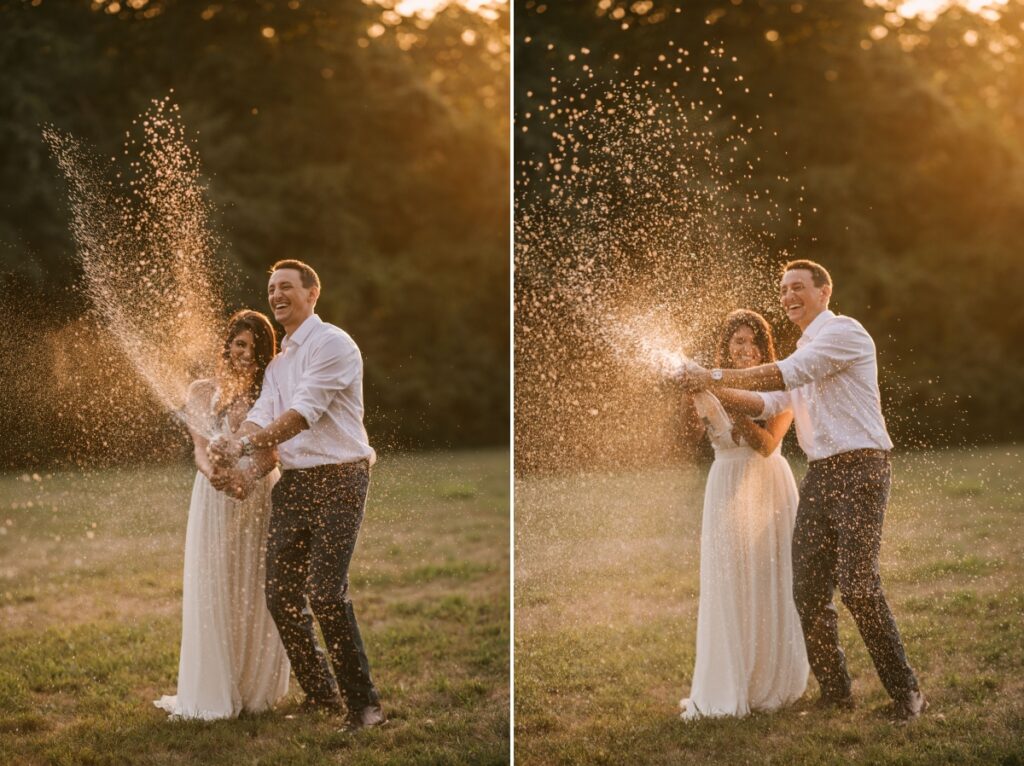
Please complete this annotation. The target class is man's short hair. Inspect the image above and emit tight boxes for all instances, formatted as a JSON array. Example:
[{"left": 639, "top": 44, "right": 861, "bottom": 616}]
[
  {"left": 782, "top": 259, "right": 832, "bottom": 288},
  {"left": 270, "top": 259, "right": 321, "bottom": 290}
]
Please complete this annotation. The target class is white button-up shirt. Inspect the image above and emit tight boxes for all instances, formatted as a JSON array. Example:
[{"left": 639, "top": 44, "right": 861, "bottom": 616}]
[
  {"left": 247, "top": 314, "right": 376, "bottom": 470},
  {"left": 759, "top": 310, "right": 893, "bottom": 461}
]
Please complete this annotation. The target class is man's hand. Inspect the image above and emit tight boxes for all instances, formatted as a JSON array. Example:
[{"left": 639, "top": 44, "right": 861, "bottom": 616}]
[
  {"left": 673, "top": 362, "right": 713, "bottom": 393},
  {"left": 208, "top": 435, "right": 242, "bottom": 468}
]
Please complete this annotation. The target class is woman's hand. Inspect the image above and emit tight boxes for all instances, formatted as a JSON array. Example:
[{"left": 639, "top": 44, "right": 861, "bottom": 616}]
[
  {"left": 210, "top": 466, "right": 252, "bottom": 500},
  {"left": 208, "top": 435, "right": 242, "bottom": 468}
]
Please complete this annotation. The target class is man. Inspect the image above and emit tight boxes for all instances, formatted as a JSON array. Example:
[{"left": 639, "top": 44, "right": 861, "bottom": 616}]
[
  {"left": 210, "top": 259, "right": 384, "bottom": 732},
  {"left": 677, "top": 259, "right": 926, "bottom": 722}
]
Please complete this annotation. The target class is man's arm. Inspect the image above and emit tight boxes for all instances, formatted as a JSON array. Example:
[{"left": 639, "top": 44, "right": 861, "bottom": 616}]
[
  {"left": 244, "top": 410, "right": 309, "bottom": 449},
  {"left": 715, "top": 363, "right": 784, "bottom": 391},
  {"left": 212, "top": 410, "right": 308, "bottom": 463},
  {"left": 679, "top": 362, "right": 784, "bottom": 393},
  {"left": 681, "top": 320, "right": 870, "bottom": 394}
]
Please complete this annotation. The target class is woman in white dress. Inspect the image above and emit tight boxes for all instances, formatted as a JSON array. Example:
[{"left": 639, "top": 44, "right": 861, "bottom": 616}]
[
  {"left": 155, "top": 310, "right": 290, "bottom": 720},
  {"left": 679, "top": 309, "right": 808, "bottom": 720}
]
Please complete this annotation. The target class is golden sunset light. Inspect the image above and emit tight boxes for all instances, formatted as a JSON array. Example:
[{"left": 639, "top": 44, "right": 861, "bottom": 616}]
[
  {"left": 876, "top": 0, "right": 1009, "bottom": 19},
  {"left": 376, "top": 0, "right": 507, "bottom": 21}
]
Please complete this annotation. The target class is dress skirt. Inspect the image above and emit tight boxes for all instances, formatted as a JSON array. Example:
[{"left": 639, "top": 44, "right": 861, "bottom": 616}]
[
  {"left": 681, "top": 445, "right": 809, "bottom": 719},
  {"left": 155, "top": 468, "right": 290, "bottom": 720}
]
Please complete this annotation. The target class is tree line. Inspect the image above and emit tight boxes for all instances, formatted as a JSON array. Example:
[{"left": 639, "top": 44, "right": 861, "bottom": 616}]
[
  {"left": 515, "top": 0, "right": 1024, "bottom": 463},
  {"left": 0, "top": 0, "right": 509, "bottom": 468}
]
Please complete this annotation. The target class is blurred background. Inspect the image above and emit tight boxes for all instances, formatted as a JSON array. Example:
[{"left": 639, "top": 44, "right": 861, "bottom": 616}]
[
  {"left": 0, "top": 0, "right": 509, "bottom": 469},
  {"left": 515, "top": 0, "right": 1024, "bottom": 472}
]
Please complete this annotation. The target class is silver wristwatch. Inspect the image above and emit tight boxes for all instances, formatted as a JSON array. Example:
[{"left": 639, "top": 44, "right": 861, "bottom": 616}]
[
  {"left": 239, "top": 435, "right": 256, "bottom": 456},
  {"left": 710, "top": 368, "right": 724, "bottom": 382}
]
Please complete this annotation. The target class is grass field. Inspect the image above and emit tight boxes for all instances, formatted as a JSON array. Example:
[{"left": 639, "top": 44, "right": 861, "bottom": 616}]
[
  {"left": 0, "top": 449, "right": 509, "bottom": 766},
  {"left": 514, "top": 445, "right": 1024, "bottom": 765}
]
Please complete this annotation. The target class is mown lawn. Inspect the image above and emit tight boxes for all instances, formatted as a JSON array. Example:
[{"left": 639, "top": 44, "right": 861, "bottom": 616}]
[
  {"left": 0, "top": 449, "right": 509, "bottom": 766},
  {"left": 514, "top": 445, "right": 1024, "bottom": 765}
]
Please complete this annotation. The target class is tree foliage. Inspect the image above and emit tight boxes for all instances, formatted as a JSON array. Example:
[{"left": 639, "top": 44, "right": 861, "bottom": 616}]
[
  {"left": 516, "top": 0, "right": 1024, "bottom": 449},
  {"left": 0, "top": 0, "right": 509, "bottom": 467}
]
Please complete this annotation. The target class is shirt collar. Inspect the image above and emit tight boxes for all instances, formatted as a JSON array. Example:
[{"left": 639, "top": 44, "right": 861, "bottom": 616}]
[
  {"left": 797, "top": 309, "right": 835, "bottom": 347},
  {"left": 282, "top": 313, "right": 322, "bottom": 350}
]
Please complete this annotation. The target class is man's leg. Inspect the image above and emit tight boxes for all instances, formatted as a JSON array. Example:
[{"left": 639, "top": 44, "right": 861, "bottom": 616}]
[
  {"left": 792, "top": 463, "right": 850, "bottom": 700},
  {"left": 306, "top": 463, "right": 380, "bottom": 712},
  {"left": 833, "top": 457, "right": 919, "bottom": 702},
  {"left": 265, "top": 472, "right": 340, "bottom": 703}
]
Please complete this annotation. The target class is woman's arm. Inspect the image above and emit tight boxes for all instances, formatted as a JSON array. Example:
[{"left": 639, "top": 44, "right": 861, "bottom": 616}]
[
  {"left": 186, "top": 380, "right": 216, "bottom": 479},
  {"left": 193, "top": 433, "right": 215, "bottom": 480},
  {"left": 715, "top": 388, "right": 768, "bottom": 417},
  {"left": 730, "top": 410, "right": 793, "bottom": 458}
]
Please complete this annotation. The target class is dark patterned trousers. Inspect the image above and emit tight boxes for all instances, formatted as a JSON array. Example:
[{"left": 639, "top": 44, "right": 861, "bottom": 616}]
[
  {"left": 792, "top": 451, "right": 919, "bottom": 702},
  {"left": 265, "top": 461, "right": 379, "bottom": 711}
]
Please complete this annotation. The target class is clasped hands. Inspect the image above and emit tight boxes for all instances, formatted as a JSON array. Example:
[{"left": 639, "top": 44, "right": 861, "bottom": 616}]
[
  {"left": 671, "top": 361, "right": 714, "bottom": 393},
  {"left": 207, "top": 435, "right": 251, "bottom": 501}
]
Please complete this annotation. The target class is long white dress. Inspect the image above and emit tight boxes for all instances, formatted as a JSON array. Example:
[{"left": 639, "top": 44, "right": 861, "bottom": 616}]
[
  {"left": 680, "top": 396, "right": 808, "bottom": 719},
  {"left": 155, "top": 399, "right": 290, "bottom": 720}
]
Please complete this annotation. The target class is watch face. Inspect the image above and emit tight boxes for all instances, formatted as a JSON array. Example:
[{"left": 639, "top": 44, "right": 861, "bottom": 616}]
[{"left": 711, "top": 369, "right": 723, "bottom": 381}]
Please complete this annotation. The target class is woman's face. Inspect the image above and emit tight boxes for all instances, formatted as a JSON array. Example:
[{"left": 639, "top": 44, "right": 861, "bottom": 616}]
[
  {"left": 727, "top": 324, "right": 763, "bottom": 369},
  {"left": 227, "top": 329, "right": 256, "bottom": 373}
]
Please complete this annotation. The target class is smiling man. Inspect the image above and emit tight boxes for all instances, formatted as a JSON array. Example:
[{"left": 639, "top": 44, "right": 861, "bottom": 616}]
[
  {"left": 677, "top": 259, "right": 927, "bottom": 723},
  {"left": 210, "top": 259, "right": 384, "bottom": 732}
]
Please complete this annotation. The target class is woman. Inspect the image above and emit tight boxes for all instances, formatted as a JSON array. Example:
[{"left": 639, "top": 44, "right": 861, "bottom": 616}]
[
  {"left": 155, "top": 310, "right": 290, "bottom": 720},
  {"left": 679, "top": 309, "right": 808, "bottom": 720}
]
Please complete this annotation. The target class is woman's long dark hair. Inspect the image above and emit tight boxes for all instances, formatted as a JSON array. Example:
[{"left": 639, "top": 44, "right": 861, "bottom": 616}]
[
  {"left": 216, "top": 309, "right": 276, "bottom": 414},
  {"left": 714, "top": 309, "right": 777, "bottom": 368}
]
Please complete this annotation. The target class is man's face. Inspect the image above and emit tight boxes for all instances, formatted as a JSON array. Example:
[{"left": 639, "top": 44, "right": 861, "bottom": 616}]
[
  {"left": 267, "top": 268, "right": 319, "bottom": 328},
  {"left": 779, "top": 269, "right": 830, "bottom": 330}
]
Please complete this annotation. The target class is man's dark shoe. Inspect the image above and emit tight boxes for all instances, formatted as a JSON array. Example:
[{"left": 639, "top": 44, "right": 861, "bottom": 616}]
[
  {"left": 299, "top": 695, "right": 344, "bottom": 715},
  {"left": 342, "top": 704, "right": 388, "bottom": 733},
  {"left": 889, "top": 690, "right": 928, "bottom": 724},
  {"left": 814, "top": 692, "right": 855, "bottom": 711}
]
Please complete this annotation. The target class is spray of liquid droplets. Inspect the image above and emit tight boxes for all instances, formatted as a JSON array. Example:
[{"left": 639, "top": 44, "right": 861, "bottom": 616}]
[
  {"left": 515, "top": 43, "right": 803, "bottom": 472},
  {"left": 45, "top": 96, "right": 230, "bottom": 441}
]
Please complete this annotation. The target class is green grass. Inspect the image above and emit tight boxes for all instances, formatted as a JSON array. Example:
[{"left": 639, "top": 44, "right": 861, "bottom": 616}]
[
  {"left": 0, "top": 449, "right": 509, "bottom": 766},
  {"left": 514, "top": 445, "right": 1024, "bottom": 765}
]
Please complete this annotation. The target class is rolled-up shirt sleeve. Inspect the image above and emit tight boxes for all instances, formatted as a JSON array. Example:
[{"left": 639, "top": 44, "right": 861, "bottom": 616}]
[
  {"left": 776, "top": 319, "right": 870, "bottom": 390},
  {"left": 246, "top": 366, "right": 276, "bottom": 429},
  {"left": 758, "top": 389, "right": 791, "bottom": 420},
  {"left": 288, "top": 335, "right": 361, "bottom": 427}
]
